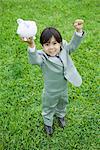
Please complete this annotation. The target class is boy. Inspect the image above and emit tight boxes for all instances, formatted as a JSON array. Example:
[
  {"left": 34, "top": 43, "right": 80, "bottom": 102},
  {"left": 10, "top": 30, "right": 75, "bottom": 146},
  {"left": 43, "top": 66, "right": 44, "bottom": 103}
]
[{"left": 21, "top": 19, "right": 84, "bottom": 135}]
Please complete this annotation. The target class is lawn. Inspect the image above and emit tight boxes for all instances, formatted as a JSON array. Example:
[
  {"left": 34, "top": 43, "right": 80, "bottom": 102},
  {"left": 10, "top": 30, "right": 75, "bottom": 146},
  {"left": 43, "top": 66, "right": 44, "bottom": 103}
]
[{"left": 0, "top": 0, "right": 99, "bottom": 149}]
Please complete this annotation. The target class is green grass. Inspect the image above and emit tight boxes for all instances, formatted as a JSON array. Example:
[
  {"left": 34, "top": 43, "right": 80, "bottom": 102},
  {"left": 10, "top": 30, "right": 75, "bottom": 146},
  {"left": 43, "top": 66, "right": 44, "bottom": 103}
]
[{"left": 0, "top": 0, "right": 99, "bottom": 149}]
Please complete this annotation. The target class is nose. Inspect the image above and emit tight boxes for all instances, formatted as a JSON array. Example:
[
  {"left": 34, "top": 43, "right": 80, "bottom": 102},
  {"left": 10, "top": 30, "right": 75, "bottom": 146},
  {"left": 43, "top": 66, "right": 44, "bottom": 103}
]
[{"left": 49, "top": 44, "right": 53, "bottom": 49}]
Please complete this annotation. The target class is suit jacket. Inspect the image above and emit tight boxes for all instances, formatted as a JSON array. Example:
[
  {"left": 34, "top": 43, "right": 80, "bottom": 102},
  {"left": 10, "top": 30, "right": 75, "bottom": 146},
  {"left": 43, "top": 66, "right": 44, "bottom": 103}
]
[{"left": 28, "top": 32, "right": 84, "bottom": 87}]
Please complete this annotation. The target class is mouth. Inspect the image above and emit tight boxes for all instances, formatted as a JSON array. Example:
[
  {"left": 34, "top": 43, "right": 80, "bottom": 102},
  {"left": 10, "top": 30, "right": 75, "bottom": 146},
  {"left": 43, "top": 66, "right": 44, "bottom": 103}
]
[
  {"left": 49, "top": 49, "right": 56, "bottom": 53},
  {"left": 49, "top": 52, "right": 57, "bottom": 56},
  {"left": 49, "top": 51, "right": 55, "bottom": 54}
]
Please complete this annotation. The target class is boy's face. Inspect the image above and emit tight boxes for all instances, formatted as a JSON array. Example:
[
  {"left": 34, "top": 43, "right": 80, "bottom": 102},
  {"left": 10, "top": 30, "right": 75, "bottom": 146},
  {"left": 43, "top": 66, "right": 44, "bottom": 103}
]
[{"left": 42, "top": 36, "right": 61, "bottom": 56}]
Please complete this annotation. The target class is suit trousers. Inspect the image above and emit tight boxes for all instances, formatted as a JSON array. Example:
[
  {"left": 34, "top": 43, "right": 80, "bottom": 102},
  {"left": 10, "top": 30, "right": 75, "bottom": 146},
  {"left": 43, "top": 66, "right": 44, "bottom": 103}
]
[{"left": 42, "top": 88, "right": 68, "bottom": 126}]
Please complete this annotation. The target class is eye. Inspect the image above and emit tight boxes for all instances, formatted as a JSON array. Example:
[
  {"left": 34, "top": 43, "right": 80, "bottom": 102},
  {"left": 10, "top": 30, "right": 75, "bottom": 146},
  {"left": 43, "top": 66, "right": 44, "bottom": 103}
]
[
  {"left": 45, "top": 43, "right": 49, "bottom": 46},
  {"left": 53, "top": 42, "right": 57, "bottom": 45}
]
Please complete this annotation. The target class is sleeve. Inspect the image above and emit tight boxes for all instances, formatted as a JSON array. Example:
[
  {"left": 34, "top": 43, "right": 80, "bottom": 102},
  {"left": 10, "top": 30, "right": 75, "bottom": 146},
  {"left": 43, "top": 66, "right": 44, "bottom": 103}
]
[
  {"left": 27, "top": 47, "right": 44, "bottom": 66},
  {"left": 63, "top": 31, "right": 85, "bottom": 54}
]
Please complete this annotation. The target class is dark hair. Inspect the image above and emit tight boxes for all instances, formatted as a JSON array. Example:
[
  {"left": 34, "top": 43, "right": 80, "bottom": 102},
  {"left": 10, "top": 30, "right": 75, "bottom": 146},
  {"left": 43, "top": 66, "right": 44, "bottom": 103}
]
[{"left": 40, "top": 27, "right": 62, "bottom": 45}]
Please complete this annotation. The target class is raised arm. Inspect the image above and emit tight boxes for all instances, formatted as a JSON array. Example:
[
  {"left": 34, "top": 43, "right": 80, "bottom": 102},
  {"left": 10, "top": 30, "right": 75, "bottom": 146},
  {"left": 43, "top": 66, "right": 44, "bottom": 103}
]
[
  {"left": 21, "top": 37, "right": 43, "bottom": 66},
  {"left": 67, "top": 19, "right": 85, "bottom": 54}
]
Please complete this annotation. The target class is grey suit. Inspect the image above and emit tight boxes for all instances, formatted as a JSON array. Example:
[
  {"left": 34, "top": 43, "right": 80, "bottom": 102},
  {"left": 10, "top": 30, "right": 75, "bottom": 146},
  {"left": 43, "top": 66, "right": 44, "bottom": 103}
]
[{"left": 28, "top": 32, "right": 84, "bottom": 126}]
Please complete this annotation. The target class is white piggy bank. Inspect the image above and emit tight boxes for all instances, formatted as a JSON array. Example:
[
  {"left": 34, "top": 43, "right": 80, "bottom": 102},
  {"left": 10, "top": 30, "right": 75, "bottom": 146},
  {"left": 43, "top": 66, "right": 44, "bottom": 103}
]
[{"left": 17, "top": 18, "right": 37, "bottom": 41}]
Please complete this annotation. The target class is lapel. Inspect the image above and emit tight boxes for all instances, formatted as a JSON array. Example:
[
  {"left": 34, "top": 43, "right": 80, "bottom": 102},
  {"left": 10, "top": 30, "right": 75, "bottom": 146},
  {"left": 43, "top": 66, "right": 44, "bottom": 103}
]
[
  {"left": 59, "top": 48, "right": 82, "bottom": 87},
  {"left": 59, "top": 48, "right": 68, "bottom": 70}
]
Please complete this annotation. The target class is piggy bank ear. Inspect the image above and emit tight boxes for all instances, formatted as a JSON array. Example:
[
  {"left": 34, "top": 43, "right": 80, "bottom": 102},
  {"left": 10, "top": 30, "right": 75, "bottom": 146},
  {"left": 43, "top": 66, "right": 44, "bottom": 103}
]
[{"left": 17, "top": 18, "right": 23, "bottom": 24}]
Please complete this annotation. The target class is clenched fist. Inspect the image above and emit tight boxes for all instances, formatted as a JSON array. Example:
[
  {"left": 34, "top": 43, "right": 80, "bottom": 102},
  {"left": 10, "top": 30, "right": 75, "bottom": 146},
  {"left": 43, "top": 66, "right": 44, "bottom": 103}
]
[
  {"left": 74, "top": 19, "right": 84, "bottom": 32},
  {"left": 21, "top": 37, "right": 35, "bottom": 48}
]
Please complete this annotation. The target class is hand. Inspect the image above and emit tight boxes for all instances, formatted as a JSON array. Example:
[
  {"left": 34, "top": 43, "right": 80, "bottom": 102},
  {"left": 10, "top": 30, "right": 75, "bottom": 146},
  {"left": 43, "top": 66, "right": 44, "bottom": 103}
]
[
  {"left": 74, "top": 19, "right": 84, "bottom": 32},
  {"left": 21, "top": 37, "right": 35, "bottom": 48}
]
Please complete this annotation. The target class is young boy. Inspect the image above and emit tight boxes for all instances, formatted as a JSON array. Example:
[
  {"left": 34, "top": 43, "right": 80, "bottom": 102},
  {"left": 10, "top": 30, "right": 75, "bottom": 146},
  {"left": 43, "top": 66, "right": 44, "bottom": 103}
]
[{"left": 22, "top": 19, "right": 84, "bottom": 135}]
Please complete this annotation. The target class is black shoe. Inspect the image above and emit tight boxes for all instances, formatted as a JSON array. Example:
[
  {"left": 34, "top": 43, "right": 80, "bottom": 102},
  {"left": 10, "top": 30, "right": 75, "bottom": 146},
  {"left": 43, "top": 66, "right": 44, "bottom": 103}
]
[
  {"left": 44, "top": 125, "right": 53, "bottom": 135},
  {"left": 58, "top": 117, "right": 65, "bottom": 128}
]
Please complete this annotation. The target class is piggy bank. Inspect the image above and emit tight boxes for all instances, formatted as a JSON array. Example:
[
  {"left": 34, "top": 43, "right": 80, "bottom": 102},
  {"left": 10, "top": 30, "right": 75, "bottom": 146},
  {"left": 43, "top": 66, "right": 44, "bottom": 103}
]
[{"left": 17, "top": 18, "right": 37, "bottom": 41}]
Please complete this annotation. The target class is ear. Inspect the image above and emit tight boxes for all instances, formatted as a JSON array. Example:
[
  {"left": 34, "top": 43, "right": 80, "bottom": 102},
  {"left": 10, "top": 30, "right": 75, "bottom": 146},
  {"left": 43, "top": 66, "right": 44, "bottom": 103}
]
[
  {"left": 60, "top": 42, "right": 63, "bottom": 50},
  {"left": 42, "top": 44, "right": 45, "bottom": 49},
  {"left": 59, "top": 42, "right": 61, "bottom": 49},
  {"left": 17, "top": 18, "right": 23, "bottom": 24}
]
